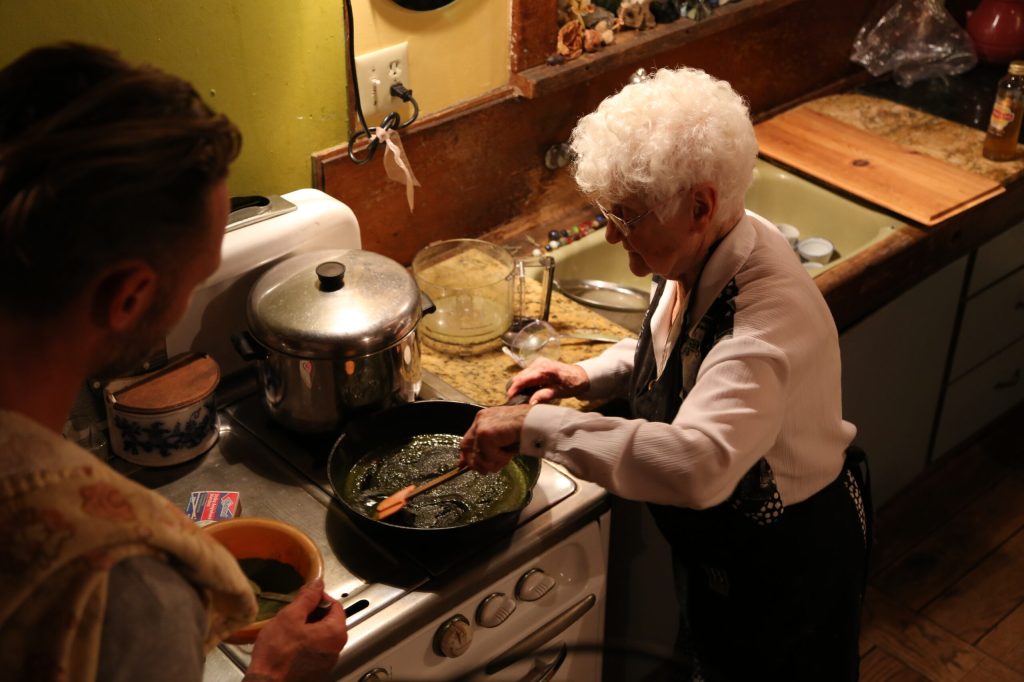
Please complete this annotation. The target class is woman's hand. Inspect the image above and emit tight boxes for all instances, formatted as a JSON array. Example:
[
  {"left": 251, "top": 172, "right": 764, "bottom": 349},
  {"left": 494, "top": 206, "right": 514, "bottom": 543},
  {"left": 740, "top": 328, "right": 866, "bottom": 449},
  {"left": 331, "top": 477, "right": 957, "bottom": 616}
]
[
  {"left": 243, "top": 578, "right": 348, "bottom": 682},
  {"left": 507, "top": 359, "right": 591, "bottom": 405},
  {"left": 459, "top": 404, "right": 532, "bottom": 474},
  {"left": 460, "top": 361, "right": 589, "bottom": 474}
]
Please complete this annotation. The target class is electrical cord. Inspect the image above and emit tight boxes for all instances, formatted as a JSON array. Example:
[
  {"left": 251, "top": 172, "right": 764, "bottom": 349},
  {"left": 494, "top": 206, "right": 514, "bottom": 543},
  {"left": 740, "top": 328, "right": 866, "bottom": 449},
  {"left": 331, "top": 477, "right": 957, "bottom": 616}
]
[{"left": 344, "top": 0, "right": 420, "bottom": 165}]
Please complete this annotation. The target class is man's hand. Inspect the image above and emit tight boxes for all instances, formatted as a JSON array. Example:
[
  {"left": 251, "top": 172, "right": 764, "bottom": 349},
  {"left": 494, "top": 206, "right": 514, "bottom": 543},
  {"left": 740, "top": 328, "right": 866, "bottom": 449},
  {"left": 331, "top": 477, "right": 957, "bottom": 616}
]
[{"left": 243, "top": 578, "right": 347, "bottom": 682}]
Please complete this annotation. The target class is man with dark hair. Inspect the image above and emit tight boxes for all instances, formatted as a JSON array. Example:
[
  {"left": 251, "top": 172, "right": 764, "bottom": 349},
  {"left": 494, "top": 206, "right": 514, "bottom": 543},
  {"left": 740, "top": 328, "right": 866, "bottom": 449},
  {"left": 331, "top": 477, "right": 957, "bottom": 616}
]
[{"left": 0, "top": 43, "right": 347, "bottom": 682}]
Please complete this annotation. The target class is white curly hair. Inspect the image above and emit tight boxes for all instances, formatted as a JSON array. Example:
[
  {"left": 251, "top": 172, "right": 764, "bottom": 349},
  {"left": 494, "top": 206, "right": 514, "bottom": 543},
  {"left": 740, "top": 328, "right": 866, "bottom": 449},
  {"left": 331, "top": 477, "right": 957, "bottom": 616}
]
[{"left": 570, "top": 67, "right": 757, "bottom": 227}]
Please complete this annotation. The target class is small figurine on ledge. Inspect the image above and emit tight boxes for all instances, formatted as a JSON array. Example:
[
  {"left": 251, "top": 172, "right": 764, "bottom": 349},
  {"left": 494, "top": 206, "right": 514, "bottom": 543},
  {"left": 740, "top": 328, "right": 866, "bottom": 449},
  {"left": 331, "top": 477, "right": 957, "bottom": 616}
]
[
  {"left": 549, "top": 0, "right": 740, "bottom": 65},
  {"left": 557, "top": 0, "right": 619, "bottom": 61},
  {"left": 618, "top": 0, "right": 657, "bottom": 30}
]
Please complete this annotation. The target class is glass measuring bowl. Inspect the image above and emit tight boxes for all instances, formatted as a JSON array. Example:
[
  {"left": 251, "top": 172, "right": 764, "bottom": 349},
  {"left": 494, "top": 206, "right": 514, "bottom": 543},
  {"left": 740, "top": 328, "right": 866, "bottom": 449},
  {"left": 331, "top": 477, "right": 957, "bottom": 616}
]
[
  {"left": 413, "top": 240, "right": 555, "bottom": 352},
  {"left": 413, "top": 240, "right": 515, "bottom": 348}
]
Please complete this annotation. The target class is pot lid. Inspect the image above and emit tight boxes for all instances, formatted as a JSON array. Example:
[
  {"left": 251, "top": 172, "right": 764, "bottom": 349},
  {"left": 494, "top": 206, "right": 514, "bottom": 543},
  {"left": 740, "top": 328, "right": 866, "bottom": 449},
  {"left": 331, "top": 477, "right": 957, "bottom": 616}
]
[{"left": 247, "top": 249, "right": 422, "bottom": 358}]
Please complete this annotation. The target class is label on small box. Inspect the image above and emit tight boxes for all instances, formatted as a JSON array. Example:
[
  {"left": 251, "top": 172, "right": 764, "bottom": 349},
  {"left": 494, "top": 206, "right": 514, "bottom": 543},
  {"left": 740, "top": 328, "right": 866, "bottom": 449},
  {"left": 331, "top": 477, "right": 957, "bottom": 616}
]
[{"left": 186, "top": 491, "right": 240, "bottom": 525}]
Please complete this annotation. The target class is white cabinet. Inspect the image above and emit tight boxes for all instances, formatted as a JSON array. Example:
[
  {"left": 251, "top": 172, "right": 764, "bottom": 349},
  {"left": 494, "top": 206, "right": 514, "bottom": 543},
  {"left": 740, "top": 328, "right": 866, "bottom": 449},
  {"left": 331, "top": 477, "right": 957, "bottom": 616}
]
[
  {"left": 935, "top": 220, "right": 1024, "bottom": 458},
  {"left": 969, "top": 219, "right": 1024, "bottom": 295},
  {"left": 950, "top": 266, "right": 1024, "bottom": 379},
  {"left": 935, "top": 335, "right": 1024, "bottom": 456},
  {"left": 603, "top": 500, "right": 679, "bottom": 680},
  {"left": 839, "top": 257, "right": 967, "bottom": 506}
]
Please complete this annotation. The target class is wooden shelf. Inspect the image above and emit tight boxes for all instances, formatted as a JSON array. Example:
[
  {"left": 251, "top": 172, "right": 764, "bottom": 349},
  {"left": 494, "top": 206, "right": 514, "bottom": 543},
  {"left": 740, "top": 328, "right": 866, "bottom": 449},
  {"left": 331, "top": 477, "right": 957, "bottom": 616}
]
[{"left": 510, "top": 0, "right": 802, "bottom": 99}]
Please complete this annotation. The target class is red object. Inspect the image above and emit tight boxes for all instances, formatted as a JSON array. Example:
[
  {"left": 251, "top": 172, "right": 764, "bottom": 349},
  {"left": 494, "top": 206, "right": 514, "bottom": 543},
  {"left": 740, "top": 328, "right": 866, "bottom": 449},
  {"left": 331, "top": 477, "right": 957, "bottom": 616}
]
[{"left": 968, "top": 0, "right": 1024, "bottom": 63}]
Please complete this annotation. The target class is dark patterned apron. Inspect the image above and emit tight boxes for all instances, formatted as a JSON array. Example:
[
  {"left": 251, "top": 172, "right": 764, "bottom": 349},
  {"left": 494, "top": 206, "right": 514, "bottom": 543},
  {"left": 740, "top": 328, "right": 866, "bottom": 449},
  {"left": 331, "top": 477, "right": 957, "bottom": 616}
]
[{"left": 631, "top": 278, "right": 871, "bottom": 682}]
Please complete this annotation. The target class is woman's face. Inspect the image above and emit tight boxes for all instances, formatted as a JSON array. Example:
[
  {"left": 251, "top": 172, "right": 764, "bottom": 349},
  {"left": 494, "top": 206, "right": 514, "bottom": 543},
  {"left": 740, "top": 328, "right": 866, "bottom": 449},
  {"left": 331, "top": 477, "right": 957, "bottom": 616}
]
[{"left": 603, "top": 185, "right": 717, "bottom": 283}]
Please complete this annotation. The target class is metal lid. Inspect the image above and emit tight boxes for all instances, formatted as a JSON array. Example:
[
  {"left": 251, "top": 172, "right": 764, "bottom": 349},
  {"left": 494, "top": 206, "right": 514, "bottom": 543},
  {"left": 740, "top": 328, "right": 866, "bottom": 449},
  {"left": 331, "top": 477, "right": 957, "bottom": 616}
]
[{"left": 247, "top": 249, "right": 422, "bottom": 358}]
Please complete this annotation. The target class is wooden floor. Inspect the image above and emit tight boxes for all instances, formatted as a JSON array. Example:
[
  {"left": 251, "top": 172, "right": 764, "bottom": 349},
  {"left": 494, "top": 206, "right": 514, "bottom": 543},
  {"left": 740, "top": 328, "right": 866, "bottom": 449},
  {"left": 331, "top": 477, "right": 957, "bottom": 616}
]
[{"left": 860, "top": 402, "right": 1024, "bottom": 681}]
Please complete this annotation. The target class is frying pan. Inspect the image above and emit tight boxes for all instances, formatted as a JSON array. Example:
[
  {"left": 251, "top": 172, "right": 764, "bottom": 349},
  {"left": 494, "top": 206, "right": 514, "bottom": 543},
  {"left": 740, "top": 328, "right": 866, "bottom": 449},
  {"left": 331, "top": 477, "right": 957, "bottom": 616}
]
[{"left": 327, "top": 399, "right": 540, "bottom": 544}]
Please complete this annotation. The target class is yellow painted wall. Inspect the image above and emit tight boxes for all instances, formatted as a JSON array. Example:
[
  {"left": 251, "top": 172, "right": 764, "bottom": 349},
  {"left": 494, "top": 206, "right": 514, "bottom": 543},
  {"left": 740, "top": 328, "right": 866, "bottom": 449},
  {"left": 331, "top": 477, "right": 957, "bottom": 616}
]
[
  {"left": 0, "top": 0, "right": 348, "bottom": 197},
  {"left": 0, "top": 1, "right": 509, "bottom": 196},
  {"left": 349, "top": 0, "right": 510, "bottom": 123}
]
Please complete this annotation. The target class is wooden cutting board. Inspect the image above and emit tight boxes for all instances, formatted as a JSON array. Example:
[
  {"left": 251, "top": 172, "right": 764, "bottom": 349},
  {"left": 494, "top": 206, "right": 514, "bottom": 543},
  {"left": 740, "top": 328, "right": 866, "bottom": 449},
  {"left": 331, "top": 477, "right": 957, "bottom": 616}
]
[{"left": 755, "top": 108, "right": 1005, "bottom": 226}]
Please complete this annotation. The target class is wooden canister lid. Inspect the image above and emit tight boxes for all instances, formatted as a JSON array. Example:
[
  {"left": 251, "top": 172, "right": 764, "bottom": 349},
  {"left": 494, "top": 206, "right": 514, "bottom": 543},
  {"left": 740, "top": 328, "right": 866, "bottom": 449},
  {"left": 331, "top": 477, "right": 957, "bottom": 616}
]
[{"left": 108, "top": 353, "right": 220, "bottom": 414}]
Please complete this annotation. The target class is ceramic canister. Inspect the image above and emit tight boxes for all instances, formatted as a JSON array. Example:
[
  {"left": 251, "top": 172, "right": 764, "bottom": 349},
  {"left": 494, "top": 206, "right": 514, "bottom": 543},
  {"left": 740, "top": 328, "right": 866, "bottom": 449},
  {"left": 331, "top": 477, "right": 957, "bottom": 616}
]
[{"left": 104, "top": 352, "right": 220, "bottom": 467}]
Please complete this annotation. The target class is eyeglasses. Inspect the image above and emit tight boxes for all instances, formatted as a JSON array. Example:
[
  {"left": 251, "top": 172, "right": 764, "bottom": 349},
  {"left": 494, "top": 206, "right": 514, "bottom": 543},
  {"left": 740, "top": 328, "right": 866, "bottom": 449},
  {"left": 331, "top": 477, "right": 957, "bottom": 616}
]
[{"left": 593, "top": 201, "right": 653, "bottom": 237}]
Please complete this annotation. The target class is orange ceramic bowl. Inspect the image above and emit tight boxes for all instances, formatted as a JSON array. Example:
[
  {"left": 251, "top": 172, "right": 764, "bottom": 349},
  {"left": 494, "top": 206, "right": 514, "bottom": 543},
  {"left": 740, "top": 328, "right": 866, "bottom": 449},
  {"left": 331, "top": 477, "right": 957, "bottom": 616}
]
[{"left": 203, "top": 517, "right": 324, "bottom": 644}]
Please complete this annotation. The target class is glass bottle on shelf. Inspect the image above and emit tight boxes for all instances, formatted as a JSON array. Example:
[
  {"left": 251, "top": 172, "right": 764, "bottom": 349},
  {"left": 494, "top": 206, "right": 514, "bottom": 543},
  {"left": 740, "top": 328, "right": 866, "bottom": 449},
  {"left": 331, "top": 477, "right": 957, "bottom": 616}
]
[{"left": 982, "top": 60, "right": 1024, "bottom": 162}]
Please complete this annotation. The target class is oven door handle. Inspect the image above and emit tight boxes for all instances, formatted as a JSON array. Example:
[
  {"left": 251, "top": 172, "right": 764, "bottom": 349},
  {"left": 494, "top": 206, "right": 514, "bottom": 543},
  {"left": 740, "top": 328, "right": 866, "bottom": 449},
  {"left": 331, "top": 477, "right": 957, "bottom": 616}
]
[
  {"left": 484, "top": 593, "right": 596, "bottom": 676},
  {"left": 520, "top": 642, "right": 567, "bottom": 682}
]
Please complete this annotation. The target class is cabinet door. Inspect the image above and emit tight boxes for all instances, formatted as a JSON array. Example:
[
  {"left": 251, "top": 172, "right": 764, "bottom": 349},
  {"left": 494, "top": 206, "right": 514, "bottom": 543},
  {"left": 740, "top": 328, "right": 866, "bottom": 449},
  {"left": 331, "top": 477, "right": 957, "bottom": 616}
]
[
  {"left": 951, "top": 265, "right": 1024, "bottom": 380},
  {"left": 603, "top": 499, "right": 679, "bottom": 681},
  {"left": 839, "top": 257, "right": 966, "bottom": 506},
  {"left": 969, "top": 218, "right": 1024, "bottom": 295},
  {"left": 935, "top": 335, "right": 1024, "bottom": 458}
]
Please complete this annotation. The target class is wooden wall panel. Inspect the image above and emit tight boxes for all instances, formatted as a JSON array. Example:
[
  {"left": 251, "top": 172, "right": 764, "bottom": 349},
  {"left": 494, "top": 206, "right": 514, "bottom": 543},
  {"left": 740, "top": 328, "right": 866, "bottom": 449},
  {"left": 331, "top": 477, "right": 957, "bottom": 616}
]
[
  {"left": 510, "top": 0, "right": 558, "bottom": 72},
  {"left": 315, "top": 0, "right": 882, "bottom": 265}
]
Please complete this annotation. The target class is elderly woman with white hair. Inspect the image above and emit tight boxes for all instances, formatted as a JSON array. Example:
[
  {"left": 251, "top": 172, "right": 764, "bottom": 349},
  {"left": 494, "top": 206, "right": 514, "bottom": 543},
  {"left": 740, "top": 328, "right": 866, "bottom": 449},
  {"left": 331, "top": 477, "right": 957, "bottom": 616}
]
[{"left": 459, "top": 67, "right": 869, "bottom": 680}]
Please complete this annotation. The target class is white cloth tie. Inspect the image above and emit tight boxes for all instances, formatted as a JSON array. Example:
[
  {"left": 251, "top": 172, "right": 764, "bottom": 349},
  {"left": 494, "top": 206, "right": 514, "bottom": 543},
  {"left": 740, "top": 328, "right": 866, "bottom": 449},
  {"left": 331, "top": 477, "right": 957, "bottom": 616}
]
[{"left": 372, "top": 126, "right": 421, "bottom": 212}]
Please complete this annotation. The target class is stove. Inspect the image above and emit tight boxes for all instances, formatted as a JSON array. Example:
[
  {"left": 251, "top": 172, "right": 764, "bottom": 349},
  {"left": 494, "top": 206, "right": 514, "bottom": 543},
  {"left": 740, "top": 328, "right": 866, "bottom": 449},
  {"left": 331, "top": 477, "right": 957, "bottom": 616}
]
[
  {"left": 115, "top": 371, "right": 608, "bottom": 680},
  {"left": 129, "top": 189, "right": 611, "bottom": 680}
]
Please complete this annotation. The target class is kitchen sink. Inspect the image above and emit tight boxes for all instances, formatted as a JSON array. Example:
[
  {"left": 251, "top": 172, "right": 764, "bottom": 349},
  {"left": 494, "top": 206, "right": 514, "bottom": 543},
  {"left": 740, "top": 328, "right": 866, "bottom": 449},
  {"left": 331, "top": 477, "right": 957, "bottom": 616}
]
[{"left": 546, "top": 158, "right": 901, "bottom": 330}]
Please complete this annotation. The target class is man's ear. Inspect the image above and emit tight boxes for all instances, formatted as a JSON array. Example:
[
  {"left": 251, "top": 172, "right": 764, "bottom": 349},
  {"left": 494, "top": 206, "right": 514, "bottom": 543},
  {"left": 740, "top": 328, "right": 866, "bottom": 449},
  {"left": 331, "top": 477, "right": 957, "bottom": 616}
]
[
  {"left": 691, "top": 184, "right": 718, "bottom": 228},
  {"left": 91, "top": 261, "right": 158, "bottom": 332}
]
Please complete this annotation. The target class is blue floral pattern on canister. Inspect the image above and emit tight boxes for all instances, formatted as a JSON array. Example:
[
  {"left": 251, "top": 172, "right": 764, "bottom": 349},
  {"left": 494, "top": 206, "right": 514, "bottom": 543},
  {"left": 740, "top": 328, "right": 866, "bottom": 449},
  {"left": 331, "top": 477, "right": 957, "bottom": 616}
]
[{"left": 114, "top": 400, "right": 216, "bottom": 458}]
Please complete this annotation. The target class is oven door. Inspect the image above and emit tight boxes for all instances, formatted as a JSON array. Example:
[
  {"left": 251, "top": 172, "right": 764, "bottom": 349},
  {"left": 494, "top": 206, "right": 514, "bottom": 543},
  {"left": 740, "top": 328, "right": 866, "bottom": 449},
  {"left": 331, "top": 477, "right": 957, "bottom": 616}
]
[
  {"left": 341, "top": 514, "right": 609, "bottom": 682},
  {"left": 479, "top": 596, "right": 603, "bottom": 681}
]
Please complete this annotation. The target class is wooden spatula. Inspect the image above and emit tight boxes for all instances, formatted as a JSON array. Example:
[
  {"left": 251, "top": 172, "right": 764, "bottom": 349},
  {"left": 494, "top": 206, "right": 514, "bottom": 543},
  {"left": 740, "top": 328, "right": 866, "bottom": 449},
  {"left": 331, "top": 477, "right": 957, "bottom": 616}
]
[
  {"left": 374, "top": 391, "right": 535, "bottom": 521},
  {"left": 374, "top": 465, "right": 470, "bottom": 520}
]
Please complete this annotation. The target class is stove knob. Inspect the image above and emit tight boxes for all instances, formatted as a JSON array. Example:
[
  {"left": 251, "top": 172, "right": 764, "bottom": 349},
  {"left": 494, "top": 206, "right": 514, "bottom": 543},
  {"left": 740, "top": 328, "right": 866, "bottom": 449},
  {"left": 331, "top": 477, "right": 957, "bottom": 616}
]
[
  {"left": 476, "top": 592, "right": 517, "bottom": 628},
  {"left": 358, "top": 668, "right": 390, "bottom": 682},
  {"left": 433, "top": 614, "right": 472, "bottom": 658},
  {"left": 516, "top": 568, "right": 556, "bottom": 602}
]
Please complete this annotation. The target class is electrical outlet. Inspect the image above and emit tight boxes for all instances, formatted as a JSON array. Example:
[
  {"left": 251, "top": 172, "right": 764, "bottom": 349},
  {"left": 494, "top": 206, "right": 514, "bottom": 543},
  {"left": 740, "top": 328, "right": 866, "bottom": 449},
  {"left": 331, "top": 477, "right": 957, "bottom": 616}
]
[{"left": 354, "top": 41, "right": 410, "bottom": 124}]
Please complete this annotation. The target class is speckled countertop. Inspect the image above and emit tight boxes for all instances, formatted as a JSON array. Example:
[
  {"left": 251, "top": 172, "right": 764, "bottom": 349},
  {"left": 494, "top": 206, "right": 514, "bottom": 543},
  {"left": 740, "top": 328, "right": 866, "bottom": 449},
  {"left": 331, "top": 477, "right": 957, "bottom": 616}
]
[
  {"left": 799, "top": 93, "right": 1024, "bottom": 184},
  {"left": 420, "top": 283, "right": 635, "bottom": 408}
]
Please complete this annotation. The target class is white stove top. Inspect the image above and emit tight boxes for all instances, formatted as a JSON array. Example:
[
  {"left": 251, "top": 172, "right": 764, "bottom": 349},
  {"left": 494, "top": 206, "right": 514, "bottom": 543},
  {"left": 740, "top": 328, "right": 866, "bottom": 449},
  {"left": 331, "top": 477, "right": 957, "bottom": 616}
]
[{"left": 113, "top": 379, "right": 608, "bottom": 679}]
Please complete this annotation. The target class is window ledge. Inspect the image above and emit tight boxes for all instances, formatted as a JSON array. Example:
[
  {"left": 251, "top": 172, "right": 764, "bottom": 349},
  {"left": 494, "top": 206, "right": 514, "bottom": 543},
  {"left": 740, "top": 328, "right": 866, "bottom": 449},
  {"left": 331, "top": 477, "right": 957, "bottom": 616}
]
[{"left": 510, "top": 0, "right": 802, "bottom": 99}]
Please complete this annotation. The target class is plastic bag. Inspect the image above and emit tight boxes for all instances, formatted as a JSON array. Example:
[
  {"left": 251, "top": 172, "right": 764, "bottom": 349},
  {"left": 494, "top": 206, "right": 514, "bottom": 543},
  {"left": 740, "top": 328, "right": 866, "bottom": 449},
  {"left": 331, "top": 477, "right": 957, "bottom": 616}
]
[{"left": 851, "top": 0, "right": 977, "bottom": 87}]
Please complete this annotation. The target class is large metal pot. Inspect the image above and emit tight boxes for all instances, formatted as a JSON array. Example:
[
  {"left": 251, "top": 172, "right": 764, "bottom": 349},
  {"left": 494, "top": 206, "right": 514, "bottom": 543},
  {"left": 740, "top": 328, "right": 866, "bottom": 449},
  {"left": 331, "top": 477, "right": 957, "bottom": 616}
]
[{"left": 233, "top": 249, "right": 433, "bottom": 433}]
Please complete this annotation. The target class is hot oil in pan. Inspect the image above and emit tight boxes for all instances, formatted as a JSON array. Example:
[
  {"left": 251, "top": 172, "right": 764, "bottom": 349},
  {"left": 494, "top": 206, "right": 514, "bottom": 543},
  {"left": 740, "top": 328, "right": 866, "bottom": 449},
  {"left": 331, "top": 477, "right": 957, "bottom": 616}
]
[{"left": 345, "top": 434, "right": 528, "bottom": 528}]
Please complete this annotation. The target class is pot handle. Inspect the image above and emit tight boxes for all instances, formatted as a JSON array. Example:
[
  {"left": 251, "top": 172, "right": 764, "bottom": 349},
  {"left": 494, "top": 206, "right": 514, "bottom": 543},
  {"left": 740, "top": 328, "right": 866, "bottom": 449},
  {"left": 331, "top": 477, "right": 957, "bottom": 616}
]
[
  {"left": 231, "top": 331, "right": 269, "bottom": 362},
  {"left": 420, "top": 290, "right": 437, "bottom": 316}
]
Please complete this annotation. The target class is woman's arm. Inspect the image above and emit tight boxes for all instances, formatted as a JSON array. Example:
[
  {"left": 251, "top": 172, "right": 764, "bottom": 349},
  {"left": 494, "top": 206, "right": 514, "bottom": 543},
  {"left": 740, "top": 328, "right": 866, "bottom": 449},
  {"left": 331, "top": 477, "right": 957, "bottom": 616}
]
[
  {"left": 573, "top": 338, "right": 638, "bottom": 400},
  {"left": 520, "top": 336, "right": 788, "bottom": 509}
]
